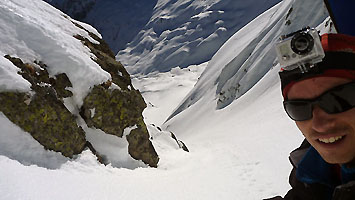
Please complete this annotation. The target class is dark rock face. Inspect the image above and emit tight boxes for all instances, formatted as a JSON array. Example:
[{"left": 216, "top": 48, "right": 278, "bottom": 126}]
[
  {"left": 127, "top": 125, "right": 159, "bottom": 167},
  {"left": 0, "top": 56, "right": 86, "bottom": 158},
  {"left": 80, "top": 84, "right": 159, "bottom": 167},
  {"left": 80, "top": 85, "right": 144, "bottom": 137},
  {"left": 75, "top": 22, "right": 159, "bottom": 167},
  {"left": 170, "top": 131, "right": 189, "bottom": 152}
]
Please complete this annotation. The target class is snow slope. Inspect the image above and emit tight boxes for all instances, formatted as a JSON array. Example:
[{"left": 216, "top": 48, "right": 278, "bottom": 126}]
[
  {"left": 0, "top": 60, "right": 301, "bottom": 200},
  {"left": 0, "top": 0, "right": 335, "bottom": 199},
  {"left": 132, "top": 63, "right": 207, "bottom": 126},
  {"left": 0, "top": 64, "right": 300, "bottom": 200},
  {"left": 0, "top": 0, "right": 109, "bottom": 106},
  {"left": 117, "top": 0, "right": 281, "bottom": 74}
]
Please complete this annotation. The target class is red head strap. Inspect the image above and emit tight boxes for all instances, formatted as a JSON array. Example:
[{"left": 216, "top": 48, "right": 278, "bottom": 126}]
[{"left": 280, "top": 33, "right": 355, "bottom": 99}]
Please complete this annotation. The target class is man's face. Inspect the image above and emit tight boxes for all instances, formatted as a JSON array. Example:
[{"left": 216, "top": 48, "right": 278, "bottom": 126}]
[{"left": 287, "top": 77, "right": 355, "bottom": 165}]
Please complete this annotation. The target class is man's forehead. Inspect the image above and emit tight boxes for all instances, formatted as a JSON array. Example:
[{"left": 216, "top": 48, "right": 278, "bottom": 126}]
[{"left": 287, "top": 76, "right": 352, "bottom": 99}]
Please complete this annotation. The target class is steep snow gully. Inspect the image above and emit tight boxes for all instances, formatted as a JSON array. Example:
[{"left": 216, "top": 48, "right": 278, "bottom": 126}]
[{"left": 0, "top": 0, "right": 335, "bottom": 200}]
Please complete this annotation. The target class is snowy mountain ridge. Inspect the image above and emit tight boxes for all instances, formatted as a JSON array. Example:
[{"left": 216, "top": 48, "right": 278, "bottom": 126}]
[
  {"left": 166, "top": 0, "right": 330, "bottom": 122},
  {"left": 45, "top": 0, "right": 280, "bottom": 74},
  {"left": 117, "top": 0, "right": 281, "bottom": 74}
]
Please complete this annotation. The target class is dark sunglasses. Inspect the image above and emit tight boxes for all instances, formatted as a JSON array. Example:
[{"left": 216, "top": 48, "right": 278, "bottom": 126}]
[{"left": 283, "top": 82, "right": 355, "bottom": 121}]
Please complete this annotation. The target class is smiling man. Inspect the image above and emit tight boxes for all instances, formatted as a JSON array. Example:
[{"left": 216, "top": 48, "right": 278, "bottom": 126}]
[
  {"left": 287, "top": 77, "right": 355, "bottom": 166},
  {"left": 267, "top": 32, "right": 355, "bottom": 200}
]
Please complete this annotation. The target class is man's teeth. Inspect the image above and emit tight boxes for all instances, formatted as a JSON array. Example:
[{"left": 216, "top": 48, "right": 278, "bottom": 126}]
[{"left": 318, "top": 136, "right": 343, "bottom": 144}]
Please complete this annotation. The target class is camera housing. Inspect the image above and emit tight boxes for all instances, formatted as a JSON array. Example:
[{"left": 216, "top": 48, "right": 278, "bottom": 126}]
[{"left": 275, "top": 27, "right": 325, "bottom": 70}]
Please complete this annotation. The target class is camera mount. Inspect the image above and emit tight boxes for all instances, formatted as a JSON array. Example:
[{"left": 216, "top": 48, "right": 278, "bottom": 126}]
[{"left": 275, "top": 27, "right": 325, "bottom": 72}]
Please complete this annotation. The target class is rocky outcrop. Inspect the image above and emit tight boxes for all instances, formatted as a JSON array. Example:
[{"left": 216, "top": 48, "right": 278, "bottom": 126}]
[
  {"left": 0, "top": 56, "right": 86, "bottom": 158},
  {"left": 126, "top": 124, "right": 160, "bottom": 167},
  {"left": 80, "top": 83, "right": 159, "bottom": 167},
  {"left": 0, "top": 22, "right": 159, "bottom": 167},
  {"left": 170, "top": 131, "right": 189, "bottom": 152},
  {"left": 74, "top": 22, "right": 159, "bottom": 167}
]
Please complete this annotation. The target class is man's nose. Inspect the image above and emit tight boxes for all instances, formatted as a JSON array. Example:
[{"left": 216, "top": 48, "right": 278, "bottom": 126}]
[{"left": 311, "top": 106, "right": 336, "bottom": 133}]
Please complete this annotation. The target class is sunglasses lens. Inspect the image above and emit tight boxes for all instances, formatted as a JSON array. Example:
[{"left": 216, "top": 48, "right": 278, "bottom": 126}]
[
  {"left": 283, "top": 82, "right": 355, "bottom": 121},
  {"left": 320, "top": 85, "right": 355, "bottom": 114},
  {"left": 284, "top": 101, "right": 312, "bottom": 121}
]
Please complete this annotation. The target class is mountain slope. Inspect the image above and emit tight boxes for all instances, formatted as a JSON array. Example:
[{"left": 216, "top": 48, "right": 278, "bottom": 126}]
[
  {"left": 45, "top": 0, "right": 281, "bottom": 75},
  {"left": 117, "top": 0, "right": 281, "bottom": 74}
]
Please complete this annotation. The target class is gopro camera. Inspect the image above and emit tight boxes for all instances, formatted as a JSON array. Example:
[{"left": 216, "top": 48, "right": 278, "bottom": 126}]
[{"left": 275, "top": 27, "right": 325, "bottom": 71}]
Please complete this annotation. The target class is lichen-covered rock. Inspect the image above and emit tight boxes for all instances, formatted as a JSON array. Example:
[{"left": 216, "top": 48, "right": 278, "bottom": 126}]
[
  {"left": 0, "top": 56, "right": 86, "bottom": 158},
  {"left": 73, "top": 33, "right": 132, "bottom": 91},
  {"left": 51, "top": 72, "right": 74, "bottom": 98},
  {"left": 80, "top": 84, "right": 159, "bottom": 167},
  {"left": 80, "top": 85, "right": 145, "bottom": 137},
  {"left": 127, "top": 124, "right": 159, "bottom": 168},
  {"left": 75, "top": 24, "right": 159, "bottom": 167}
]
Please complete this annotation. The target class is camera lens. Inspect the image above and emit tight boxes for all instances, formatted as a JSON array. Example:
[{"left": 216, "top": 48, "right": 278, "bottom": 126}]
[{"left": 291, "top": 32, "right": 314, "bottom": 55}]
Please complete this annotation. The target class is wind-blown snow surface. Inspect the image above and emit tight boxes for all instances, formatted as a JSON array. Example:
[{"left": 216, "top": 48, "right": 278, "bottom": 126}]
[
  {"left": 0, "top": 0, "right": 110, "bottom": 105},
  {"left": 132, "top": 63, "right": 207, "bottom": 126},
  {"left": 117, "top": 0, "right": 281, "bottom": 74}
]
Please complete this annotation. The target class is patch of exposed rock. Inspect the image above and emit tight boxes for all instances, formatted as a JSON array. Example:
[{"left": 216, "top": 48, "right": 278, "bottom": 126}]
[
  {"left": 75, "top": 22, "right": 159, "bottom": 167},
  {"left": 0, "top": 56, "right": 86, "bottom": 158}
]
